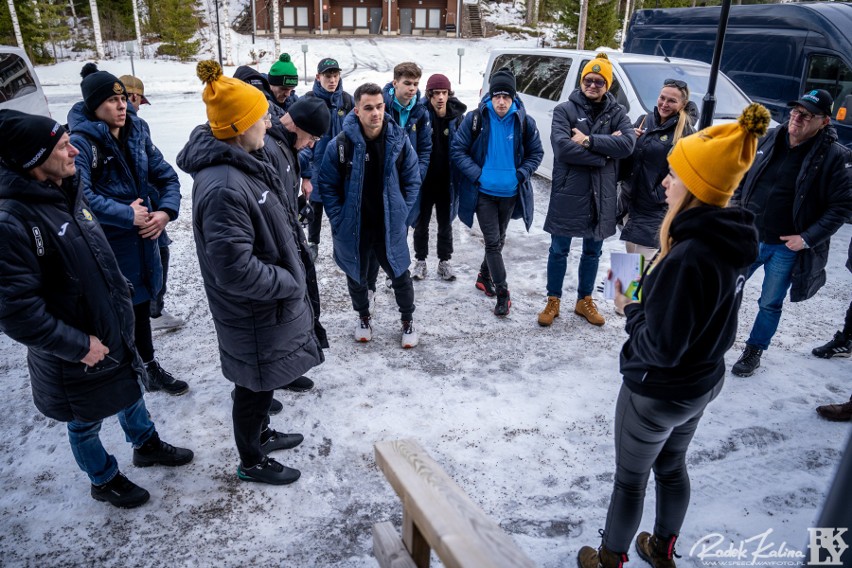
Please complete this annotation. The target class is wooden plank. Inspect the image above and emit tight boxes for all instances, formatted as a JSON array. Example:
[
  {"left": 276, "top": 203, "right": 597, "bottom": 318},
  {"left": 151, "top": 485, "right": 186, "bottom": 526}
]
[
  {"left": 375, "top": 439, "right": 536, "bottom": 568},
  {"left": 402, "top": 507, "right": 431, "bottom": 567},
  {"left": 373, "top": 522, "right": 418, "bottom": 568}
]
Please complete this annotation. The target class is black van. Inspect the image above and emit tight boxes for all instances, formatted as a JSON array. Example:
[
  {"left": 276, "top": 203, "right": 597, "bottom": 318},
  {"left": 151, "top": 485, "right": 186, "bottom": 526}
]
[{"left": 624, "top": 2, "right": 852, "bottom": 149}]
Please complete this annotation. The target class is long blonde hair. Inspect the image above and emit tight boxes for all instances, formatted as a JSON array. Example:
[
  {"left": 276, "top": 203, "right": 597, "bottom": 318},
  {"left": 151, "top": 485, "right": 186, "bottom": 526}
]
[
  {"left": 670, "top": 84, "right": 692, "bottom": 147},
  {"left": 657, "top": 189, "right": 703, "bottom": 261}
]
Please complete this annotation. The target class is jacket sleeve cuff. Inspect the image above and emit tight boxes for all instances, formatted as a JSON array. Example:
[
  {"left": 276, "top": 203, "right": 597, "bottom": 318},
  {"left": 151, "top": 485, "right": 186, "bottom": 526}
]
[{"left": 160, "top": 208, "right": 178, "bottom": 221}]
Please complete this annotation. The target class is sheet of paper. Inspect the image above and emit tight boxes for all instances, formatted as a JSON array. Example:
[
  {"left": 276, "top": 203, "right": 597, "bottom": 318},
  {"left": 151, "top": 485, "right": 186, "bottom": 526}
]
[{"left": 604, "top": 252, "right": 643, "bottom": 300}]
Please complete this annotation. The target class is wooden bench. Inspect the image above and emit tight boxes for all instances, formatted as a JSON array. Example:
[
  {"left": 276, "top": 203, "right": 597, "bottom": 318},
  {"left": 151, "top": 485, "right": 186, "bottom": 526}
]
[{"left": 373, "top": 439, "right": 536, "bottom": 568}]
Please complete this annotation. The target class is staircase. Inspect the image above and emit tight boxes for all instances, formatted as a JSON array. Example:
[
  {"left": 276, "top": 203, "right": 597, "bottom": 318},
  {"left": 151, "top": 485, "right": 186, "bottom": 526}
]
[{"left": 466, "top": 3, "right": 484, "bottom": 38}]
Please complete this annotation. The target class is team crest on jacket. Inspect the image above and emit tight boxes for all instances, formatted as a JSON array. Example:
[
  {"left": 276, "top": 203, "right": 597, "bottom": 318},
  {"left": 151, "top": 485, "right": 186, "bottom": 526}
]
[
  {"left": 411, "top": 124, "right": 417, "bottom": 131},
  {"left": 338, "top": 109, "right": 344, "bottom": 116},
  {"left": 82, "top": 208, "right": 93, "bottom": 221},
  {"left": 443, "top": 128, "right": 449, "bottom": 136},
  {"left": 660, "top": 134, "right": 668, "bottom": 142}
]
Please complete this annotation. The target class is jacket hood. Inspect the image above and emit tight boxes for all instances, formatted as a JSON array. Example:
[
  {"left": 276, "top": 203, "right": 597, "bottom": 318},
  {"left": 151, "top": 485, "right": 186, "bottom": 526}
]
[
  {"left": 67, "top": 100, "right": 138, "bottom": 142},
  {"left": 176, "top": 124, "right": 267, "bottom": 178},
  {"left": 341, "top": 111, "right": 406, "bottom": 148},
  {"left": 234, "top": 66, "right": 273, "bottom": 99},
  {"left": 670, "top": 205, "right": 758, "bottom": 269},
  {"left": 382, "top": 82, "right": 424, "bottom": 111},
  {"left": 0, "top": 163, "right": 70, "bottom": 203},
  {"left": 422, "top": 96, "right": 467, "bottom": 120}
]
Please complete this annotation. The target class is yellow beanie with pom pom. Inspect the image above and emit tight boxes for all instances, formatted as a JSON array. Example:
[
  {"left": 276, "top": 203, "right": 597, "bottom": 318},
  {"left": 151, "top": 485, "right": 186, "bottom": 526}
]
[
  {"left": 196, "top": 60, "right": 268, "bottom": 140},
  {"left": 668, "top": 102, "right": 771, "bottom": 207},
  {"left": 581, "top": 52, "right": 613, "bottom": 88}
]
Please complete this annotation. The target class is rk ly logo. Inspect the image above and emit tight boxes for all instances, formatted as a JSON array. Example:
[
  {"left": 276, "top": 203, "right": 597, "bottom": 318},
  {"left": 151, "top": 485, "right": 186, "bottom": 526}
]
[{"left": 807, "top": 528, "right": 848, "bottom": 565}]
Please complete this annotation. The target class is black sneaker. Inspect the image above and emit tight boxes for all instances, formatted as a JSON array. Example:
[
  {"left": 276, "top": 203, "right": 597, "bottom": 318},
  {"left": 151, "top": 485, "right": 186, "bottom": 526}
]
[
  {"left": 237, "top": 457, "right": 301, "bottom": 485},
  {"left": 145, "top": 360, "right": 189, "bottom": 396},
  {"left": 476, "top": 272, "right": 496, "bottom": 297},
  {"left": 230, "top": 388, "right": 284, "bottom": 415},
  {"left": 133, "top": 432, "right": 194, "bottom": 467},
  {"left": 91, "top": 472, "right": 150, "bottom": 509},
  {"left": 494, "top": 288, "right": 511, "bottom": 317},
  {"left": 732, "top": 345, "right": 763, "bottom": 377},
  {"left": 260, "top": 429, "right": 304, "bottom": 452},
  {"left": 281, "top": 376, "right": 314, "bottom": 393},
  {"left": 812, "top": 331, "right": 852, "bottom": 359}
]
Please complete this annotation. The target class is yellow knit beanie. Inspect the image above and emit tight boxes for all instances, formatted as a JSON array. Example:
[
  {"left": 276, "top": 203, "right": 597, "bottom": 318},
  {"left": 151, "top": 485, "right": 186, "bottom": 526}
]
[
  {"left": 581, "top": 52, "right": 613, "bottom": 88},
  {"left": 668, "top": 102, "right": 771, "bottom": 206},
  {"left": 196, "top": 60, "right": 268, "bottom": 140}
]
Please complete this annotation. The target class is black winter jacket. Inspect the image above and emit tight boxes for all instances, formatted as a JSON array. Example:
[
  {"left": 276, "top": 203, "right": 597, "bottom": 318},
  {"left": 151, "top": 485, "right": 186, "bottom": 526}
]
[
  {"left": 544, "top": 90, "right": 636, "bottom": 240},
  {"left": 620, "top": 205, "right": 759, "bottom": 400},
  {"left": 732, "top": 124, "right": 852, "bottom": 302},
  {"left": 619, "top": 108, "right": 695, "bottom": 248},
  {"left": 0, "top": 165, "right": 144, "bottom": 422},
  {"left": 177, "top": 125, "right": 324, "bottom": 390}
]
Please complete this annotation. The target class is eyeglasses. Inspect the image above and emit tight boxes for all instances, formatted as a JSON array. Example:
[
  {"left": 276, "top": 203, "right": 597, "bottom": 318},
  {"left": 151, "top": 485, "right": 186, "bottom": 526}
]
[
  {"left": 789, "top": 108, "right": 823, "bottom": 122},
  {"left": 582, "top": 77, "right": 606, "bottom": 88},
  {"left": 262, "top": 113, "right": 272, "bottom": 126},
  {"left": 664, "top": 78, "right": 688, "bottom": 90}
]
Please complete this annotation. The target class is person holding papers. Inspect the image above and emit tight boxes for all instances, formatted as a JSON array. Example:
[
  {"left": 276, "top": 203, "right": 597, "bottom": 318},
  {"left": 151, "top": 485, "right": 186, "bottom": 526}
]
[{"left": 577, "top": 104, "right": 768, "bottom": 568}]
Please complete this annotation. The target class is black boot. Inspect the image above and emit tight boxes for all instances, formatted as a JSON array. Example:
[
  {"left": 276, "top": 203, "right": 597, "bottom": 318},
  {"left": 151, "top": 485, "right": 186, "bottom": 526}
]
[
  {"left": 476, "top": 272, "right": 496, "bottom": 297},
  {"left": 260, "top": 428, "right": 304, "bottom": 452},
  {"left": 145, "top": 360, "right": 189, "bottom": 396},
  {"left": 133, "top": 432, "right": 194, "bottom": 467},
  {"left": 237, "top": 456, "right": 301, "bottom": 485},
  {"left": 636, "top": 532, "right": 680, "bottom": 568},
  {"left": 732, "top": 345, "right": 762, "bottom": 377},
  {"left": 281, "top": 376, "right": 314, "bottom": 392},
  {"left": 812, "top": 331, "right": 852, "bottom": 359},
  {"left": 494, "top": 287, "right": 511, "bottom": 317},
  {"left": 91, "top": 472, "right": 150, "bottom": 509}
]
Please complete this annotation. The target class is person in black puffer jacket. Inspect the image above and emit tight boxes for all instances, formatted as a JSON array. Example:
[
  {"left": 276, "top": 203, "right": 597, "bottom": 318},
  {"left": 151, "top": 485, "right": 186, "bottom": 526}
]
[
  {"left": 178, "top": 62, "right": 325, "bottom": 487},
  {"left": 618, "top": 78, "right": 696, "bottom": 260},
  {"left": 577, "top": 103, "right": 768, "bottom": 568},
  {"left": 0, "top": 110, "right": 193, "bottom": 510}
]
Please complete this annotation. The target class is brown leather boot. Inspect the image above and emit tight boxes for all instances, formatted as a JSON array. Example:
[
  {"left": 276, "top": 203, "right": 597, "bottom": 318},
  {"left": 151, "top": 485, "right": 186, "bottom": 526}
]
[
  {"left": 538, "top": 296, "right": 561, "bottom": 326},
  {"left": 575, "top": 295, "right": 605, "bottom": 326},
  {"left": 816, "top": 396, "right": 852, "bottom": 422},
  {"left": 577, "top": 545, "right": 628, "bottom": 568},
  {"left": 636, "top": 532, "right": 679, "bottom": 568}
]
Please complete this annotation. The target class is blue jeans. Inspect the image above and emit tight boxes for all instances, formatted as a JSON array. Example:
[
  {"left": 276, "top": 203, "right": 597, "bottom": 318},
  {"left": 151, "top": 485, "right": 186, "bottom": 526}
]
[
  {"left": 745, "top": 243, "right": 798, "bottom": 350},
  {"left": 67, "top": 397, "right": 156, "bottom": 485},
  {"left": 546, "top": 235, "right": 604, "bottom": 299}
]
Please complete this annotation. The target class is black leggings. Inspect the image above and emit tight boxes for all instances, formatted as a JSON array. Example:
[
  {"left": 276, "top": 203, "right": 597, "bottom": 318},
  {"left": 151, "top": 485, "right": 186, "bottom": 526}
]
[
  {"left": 133, "top": 301, "right": 154, "bottom": 363},
  {"left": 602, "top": 381, "right": 723, "bottom": 553},
  {"left": 232, "top": 385, "right": 273, "bottom": 467}
]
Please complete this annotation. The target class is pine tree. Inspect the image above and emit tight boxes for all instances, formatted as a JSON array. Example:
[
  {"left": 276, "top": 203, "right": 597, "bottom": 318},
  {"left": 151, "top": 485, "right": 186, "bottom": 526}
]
[{"left": 153, "top": 0, "right": 200, "bottom": 61}]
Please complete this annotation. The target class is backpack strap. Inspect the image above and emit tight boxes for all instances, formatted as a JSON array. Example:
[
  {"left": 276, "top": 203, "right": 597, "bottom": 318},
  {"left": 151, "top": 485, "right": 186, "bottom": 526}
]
[
  {"left": 342, "top": 92, "right": 353, "bottom": 114},
  {"left": 72, "top": 132, "right": 105, "bottom": 185},
  {"left": 471, "top": 109, "right": 481, "bottom": 141}
]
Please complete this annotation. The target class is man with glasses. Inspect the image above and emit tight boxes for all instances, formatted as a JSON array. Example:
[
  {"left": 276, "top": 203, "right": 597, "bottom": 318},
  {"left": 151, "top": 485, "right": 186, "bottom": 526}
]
[
  {"left": 539, "top": 52, "right": 636, "bottom": 327},
  {"left": 731, "top": 89, "right": 852, "bottom": 377}
]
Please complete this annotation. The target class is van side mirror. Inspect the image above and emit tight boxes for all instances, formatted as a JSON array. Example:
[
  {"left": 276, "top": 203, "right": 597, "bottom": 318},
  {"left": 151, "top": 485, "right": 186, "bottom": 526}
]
[{"left": 837, "top": 95, "right": 852, "bottom": 125}]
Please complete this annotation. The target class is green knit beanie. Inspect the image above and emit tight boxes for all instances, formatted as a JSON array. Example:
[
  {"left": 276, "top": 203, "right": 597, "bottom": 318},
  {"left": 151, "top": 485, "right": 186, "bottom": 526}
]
[{"left": 269, "top": 53, "right": 299, "bottom": 87}]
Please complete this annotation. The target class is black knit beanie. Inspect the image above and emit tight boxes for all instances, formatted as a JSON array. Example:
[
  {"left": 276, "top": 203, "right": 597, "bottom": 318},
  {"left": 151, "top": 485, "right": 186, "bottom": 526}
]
[
  {"left": 81, "top": 63, "right": 127, "bottom": 113},
  {"left": 489, "top": 68, "right": 516, "bottom": 100},
  {"left": 287, "top": 97, "right": 330, "bottom": 137},
  {"left": 0, "top": 109, "right": 66, "bottom": 171}
]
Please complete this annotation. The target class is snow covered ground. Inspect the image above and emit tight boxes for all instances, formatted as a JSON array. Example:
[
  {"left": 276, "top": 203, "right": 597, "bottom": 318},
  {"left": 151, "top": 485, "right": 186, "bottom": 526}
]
[{"left": 1, "top": 34, "right": 850, "bottom": 567}]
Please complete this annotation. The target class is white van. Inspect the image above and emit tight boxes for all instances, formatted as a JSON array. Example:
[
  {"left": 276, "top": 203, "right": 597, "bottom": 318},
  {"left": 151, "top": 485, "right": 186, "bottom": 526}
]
[
  {"left": 0, "top": 46, "right": 51, "bottom": 117},
  {"left": 481, "top": 48, "right": 758, "bottom": 179}
]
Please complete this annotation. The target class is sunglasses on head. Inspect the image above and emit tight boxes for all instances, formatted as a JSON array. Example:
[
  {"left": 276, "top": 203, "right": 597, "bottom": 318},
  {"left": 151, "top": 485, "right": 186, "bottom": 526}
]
[
  {"left": 664, "top": 78, "right": 688, "bottom": 90},
  {"left": 582, "top": 77, "right": 606, "bottom": 88}
]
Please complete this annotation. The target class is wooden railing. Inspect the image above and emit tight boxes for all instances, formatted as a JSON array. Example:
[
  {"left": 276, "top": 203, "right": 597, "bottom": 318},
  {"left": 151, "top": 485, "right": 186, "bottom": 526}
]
[{"left": 373, "top": 439, "right": 536, "bottom": 568}]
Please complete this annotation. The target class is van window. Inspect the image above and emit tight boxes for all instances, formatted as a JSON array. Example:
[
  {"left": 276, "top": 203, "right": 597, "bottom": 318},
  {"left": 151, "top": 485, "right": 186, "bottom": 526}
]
[
  {"left": 577, "top": 59, "right": 629, "bottom": 113},
  {"left": 492, "top": 54, "right": 572, "bottom": 102},
  {"left": 0, "top": 53, "right": 38, "bottom": 103},
  {"left": 804, "top": 54, "right": 852, "bottom": 115}
]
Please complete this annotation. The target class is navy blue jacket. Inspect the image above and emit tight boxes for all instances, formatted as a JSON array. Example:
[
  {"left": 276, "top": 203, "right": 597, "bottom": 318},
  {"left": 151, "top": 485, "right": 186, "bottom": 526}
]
[
  {"left": 0, "top": 166, "right": 145, "bottom": 422},
  {"left": 545, "top": 90, "right": 636, "bottom": 240},
  {"left": 317, "top": 113, "right": 421, "bottom": 281},
  {"left": 177, "top": 125, "right": 323, "bottom": 390},
  {"left": 383, "top": 82, "right": 433, "bottom": 182},
  {"left": 450, "top": 95, "right": 543, "bottom": 230},
  {"left": 297, "top": 79, "right": 353, "bottom": 203},
  {"left": 619, "top": 108, "right": 694, "bottom": 248},
  {"left": 732, "top": 123, "right": 852, "bottom": 302},
  {"left": 68, "top": 102, "right": 181, "bottom": 304}
]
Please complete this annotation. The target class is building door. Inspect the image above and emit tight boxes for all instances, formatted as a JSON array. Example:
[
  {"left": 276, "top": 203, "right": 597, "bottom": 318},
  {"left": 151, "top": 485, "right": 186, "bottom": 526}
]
[
  {"left": 369, "top": 7, "right": 382, "bottom": 34},
  {"left": 399, "top": 8, "right": 413, "bottom": 35}
]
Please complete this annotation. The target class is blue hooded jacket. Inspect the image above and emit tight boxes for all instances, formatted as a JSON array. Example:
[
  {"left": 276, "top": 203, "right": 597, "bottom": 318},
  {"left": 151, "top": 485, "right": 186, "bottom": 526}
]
[
  {"left": 68, "top": 102, "right": 181, "bottom": 304},
  {"left": 382, "top": 82, "right": 432, "bottom": 183},
  {"left": 450, "top": 95, "right": 543, "bottom": 230},
  {"left": 317, "top": 112, "right": 421, "bottom": 281}
]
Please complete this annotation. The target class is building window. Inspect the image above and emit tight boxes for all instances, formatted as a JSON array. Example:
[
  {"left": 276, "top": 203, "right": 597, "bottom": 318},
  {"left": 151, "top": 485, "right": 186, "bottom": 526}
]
[
  {"left": 342, "top": 6, "right": 368, "bottom": 28},
  {"left": 282, "top": 6, "right": 309, "bottom": 27},
  {"left": 356, "top": 7, "right": 367, "bottom": 27},
  {"left": 342, "top": 7, "right": 353, "bottom": 26},
  {"left": 414, "top": 8, "right": 441, "bottom": 29}
]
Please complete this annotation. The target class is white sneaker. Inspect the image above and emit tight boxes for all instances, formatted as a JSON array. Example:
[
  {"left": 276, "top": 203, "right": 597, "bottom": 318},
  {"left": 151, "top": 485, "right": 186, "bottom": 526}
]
[
  {"left": 437, "top": 260, "right": 456, "bottom": 281},
  {"left": 354, "top": 315, "right": 373, "bottom": 342},
  {"left": 412, "top": 260, "right": 427, "bottom": 280},
  {"left": 150, "top": 310, "right": 185, "bottom": 331},
  {"left": 401, "top": 320, "right": 419, "bottom": 348}
]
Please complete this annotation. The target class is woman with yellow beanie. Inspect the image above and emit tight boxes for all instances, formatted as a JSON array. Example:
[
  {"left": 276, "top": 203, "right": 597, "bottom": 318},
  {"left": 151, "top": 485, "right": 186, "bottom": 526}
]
[
  {"left": 577, "top": 103, "right": 770, "bottom": 568},
  {"left": 177, "top": 61, "right": 325, "bottom": 486}
]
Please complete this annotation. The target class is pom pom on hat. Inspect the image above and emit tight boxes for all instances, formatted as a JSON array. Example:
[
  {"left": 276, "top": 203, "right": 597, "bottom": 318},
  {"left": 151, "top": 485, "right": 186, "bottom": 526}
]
[
  {"left": 81, "top": 62, "right": 99, "bottom": 79},
  {"left": 196, "top": 60, "right": 269, "bottom": 140},
  {"left": 581, "top": 52, "right": 613, "bottom": 88},
  {"left": 268, "top": 53, "right": 299, "bottom": 88},
  {"left": 668, "top": 102, "right": 771, "bottom": 207}
]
